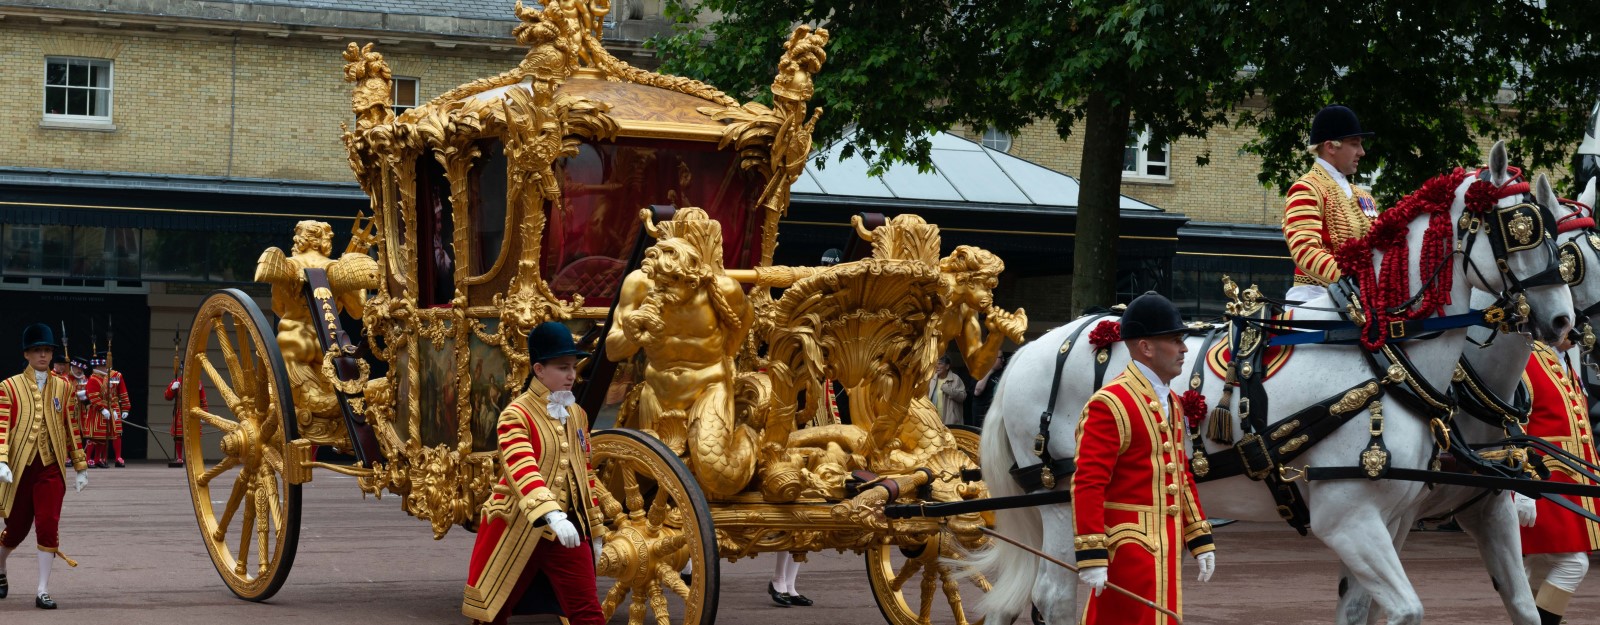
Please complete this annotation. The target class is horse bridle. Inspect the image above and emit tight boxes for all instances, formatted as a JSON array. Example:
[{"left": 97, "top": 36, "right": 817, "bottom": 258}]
[
  {"left": 1553, "top": 198, "right": 1600, "bottom": 358},
  {"left": 1455, "top": 169, "right": 1565, "bottom": 331}
]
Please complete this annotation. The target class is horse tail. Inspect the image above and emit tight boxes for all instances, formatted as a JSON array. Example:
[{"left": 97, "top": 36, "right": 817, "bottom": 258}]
[{"left": 957, "top": 363, "right": 1042, "bottom": 623}]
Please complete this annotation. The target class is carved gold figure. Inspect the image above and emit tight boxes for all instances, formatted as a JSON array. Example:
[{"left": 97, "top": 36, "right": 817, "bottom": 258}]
[
  {"left": 606, "top": 207, "right": 755, "bottom": 499},
  {"left": 178, "top": 2, "right": 1010, "bottom": 623},
  {"left": 254, "top": 220, "right": 377, "bottom": 444}
]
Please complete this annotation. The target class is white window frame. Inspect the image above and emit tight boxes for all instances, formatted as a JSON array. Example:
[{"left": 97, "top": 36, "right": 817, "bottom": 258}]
[
  {"left": 980, "top": 127, "right": 1013, "bottom": 152},
  {"left": 1124, "top": 128, "right": 1170, "bottom": 180},
  {"left": 392, "top": 76, "right": 420, "bottom": 115},
  {"left": 43, "top": 57, "right": 114, "bottom": 124}
]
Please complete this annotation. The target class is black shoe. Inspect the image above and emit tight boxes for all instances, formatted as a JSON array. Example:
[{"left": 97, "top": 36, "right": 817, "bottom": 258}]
[
  {"left": 36, "top": 593, "right": 56, "bottom": 609},
  {"left": 0, "top": 572, "right": 8, "bottom": 599},
  {"left": 767, "top": 582, "right": 793, "bottom": 607},
  {"left": 785, "top": 592, "right": 813, "bottom": 607},
  {"left": 679, "top": 571, "right": 692, "bottom": 586}
]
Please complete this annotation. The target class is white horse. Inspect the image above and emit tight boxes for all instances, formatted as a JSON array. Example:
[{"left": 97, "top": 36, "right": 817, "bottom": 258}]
[
  {"left": 967, "top": 142, "right": 1575, "bottom": 625},
  {"left": 1336, "top": 172, "right": 1591, "bottom": 625}
]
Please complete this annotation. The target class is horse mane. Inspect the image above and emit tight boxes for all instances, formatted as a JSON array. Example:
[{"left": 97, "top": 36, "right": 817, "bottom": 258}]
[{"left": 1333, "top": 168, "right": 1516, "bottom": 350}]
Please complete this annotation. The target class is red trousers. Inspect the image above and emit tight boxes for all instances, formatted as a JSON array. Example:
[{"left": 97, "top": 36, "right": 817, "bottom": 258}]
[
  {"left": 491, "top": 540, "right": 603, "bottom": 625},
  {"left": 1, "top": 459, "right": 65, "bottom": 550}
]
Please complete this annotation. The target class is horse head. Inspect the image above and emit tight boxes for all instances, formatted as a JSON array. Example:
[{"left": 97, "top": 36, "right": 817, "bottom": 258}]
[
  {"left": 1554, "top": 178, "right": 1600, "bottom": 350},
  {"left": 1457, "top": 141, "right": 1574, "bottom": 343}
]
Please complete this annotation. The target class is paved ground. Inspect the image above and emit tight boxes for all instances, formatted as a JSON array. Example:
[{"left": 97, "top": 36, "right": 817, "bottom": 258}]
[{"left": 0, "top": 463, "right": 1597, "bottom": 623}]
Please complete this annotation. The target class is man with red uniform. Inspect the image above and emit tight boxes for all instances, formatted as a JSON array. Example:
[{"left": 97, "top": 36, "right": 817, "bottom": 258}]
[
  {"left": 1283, "top": 105, "right": 1379, "bottom": 302},
  {"left": 0, "top": 323, "right": 90, "bottom": 609},
  {"left": 163, "top": 376, "right": 206, "bottom": 468},
  {"left": 1073, "top": 292, "right": 1216, "bottom": 625},
  {"left": 85, "top": 356, "right": 129, "bottom": 468},
  {"left": 462, "top": 322, "right": 607, "bottom": 625},
  {"left": 67, "top": 357, "right": 91, "bottom": 464},
  {"left": 1513, "top": 339, "right": 1599, "bottom": 625}
]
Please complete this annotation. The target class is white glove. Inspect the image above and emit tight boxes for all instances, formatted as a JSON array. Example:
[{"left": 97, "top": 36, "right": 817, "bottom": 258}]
[
  {"left": 1197, "top": 551, "right": 1216, "bottom": 582},
  {"left": 74, "top": 470, "right": 88, "bottom": 493},
  {"left": 544, "top": 510, "right": 581, "bottom": 548},
  {"left": 1079, "top": 565, "right": 1107, "bottom": 597},
  {"left": 169, "top": 380, "right": 181, "bottom": 392},
  {"left": 76, "top": 389, "right": 87, "bottom": 400},
  {"left": 592, "top": 537, "right": 604, "bottom": 562},
  {"left": 1513, "top": 492, "right": 1538, "bottom": 527},
  {"left": 0, "top": 462, "right": 12, "bottom": 484},
  {"left": 101, "top": 409, "right": 110, "bottom": 419},
  {"left": 120, "top": 411, "right": 128, "bottom": 422}
]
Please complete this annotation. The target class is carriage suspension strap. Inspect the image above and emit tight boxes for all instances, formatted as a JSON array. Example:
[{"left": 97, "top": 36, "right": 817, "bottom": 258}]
[
  {"left": 1008, "top": 314, "right": 1108, "bottom": 492},
  {"left": 303, "top": 268, "right": 383, "bottom": 466}
]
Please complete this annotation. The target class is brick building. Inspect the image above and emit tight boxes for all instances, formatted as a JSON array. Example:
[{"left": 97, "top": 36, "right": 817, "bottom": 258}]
[{"left": 0, "top": 0, "right": 672, "bottom": 460}]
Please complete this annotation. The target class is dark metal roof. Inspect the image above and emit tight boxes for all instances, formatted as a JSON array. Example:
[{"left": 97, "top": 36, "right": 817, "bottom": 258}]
[{"left": 238, "top": 0, "right": 519, "bottom": 21}]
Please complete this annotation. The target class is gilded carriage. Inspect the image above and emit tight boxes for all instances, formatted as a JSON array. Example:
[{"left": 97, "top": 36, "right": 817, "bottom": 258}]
[{"left": 178, "top": 3, "right": 1026, "bottom": 623}]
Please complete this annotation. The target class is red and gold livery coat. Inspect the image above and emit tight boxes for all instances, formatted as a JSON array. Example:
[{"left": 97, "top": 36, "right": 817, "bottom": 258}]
[
  {"left": 1283, "top": 163, "right": 1377, "bottom": 286},
  {"left": 0, "top": 371, "right": 88, "bottom": 517},
  {"left": 164, "top": 380, "right": 207, "bottom": 439},
  {"left": 1519, "top": 342, "right": 1600, "bottom": 554},
  {"left": 85, "top": 370, "right": 129, "bottom": 441},
  {"left": 1072, "top": 363, "right": 1214, "bottom": 625},
  {"left": 462, "top": 378, "right": 605, "bottom": 621}
]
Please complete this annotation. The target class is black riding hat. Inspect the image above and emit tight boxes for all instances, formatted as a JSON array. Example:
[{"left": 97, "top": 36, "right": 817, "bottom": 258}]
[
  {"left": 21, "top": 323, "right": 57, "bottom": 351},
  {"left": 1120, "top": 292, "right": 1188, "bottom": 340},
  {"left": 528, "top": 321, "right": 590, "bottom": 364},
  {"left": 1309, "top": 105, "right": 1375, "bottom": 145}
]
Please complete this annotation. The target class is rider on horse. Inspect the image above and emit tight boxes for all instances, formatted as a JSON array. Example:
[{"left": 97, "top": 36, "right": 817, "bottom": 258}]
[{"left": 1284, "top": 105, "right": 1380, "bottom": 302}]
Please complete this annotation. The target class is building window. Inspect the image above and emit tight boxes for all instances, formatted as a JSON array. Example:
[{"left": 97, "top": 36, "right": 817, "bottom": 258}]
[
  {"left": 44, "top": 57, "right": 112, "bottom": 120},
  {"left": 393, "top": 77, "right": 419, "bottom": 115},
  {"left": 1124, "top": 128, "right": 1169, "bottom": 179},
  {"left": 981, "top": 128, "right": 1012, "bottom": 152}
]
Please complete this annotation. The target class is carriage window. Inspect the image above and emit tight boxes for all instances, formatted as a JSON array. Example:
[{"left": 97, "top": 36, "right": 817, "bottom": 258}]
[
  {"left": 471, "top": 139, "right": 509, "bottom": 277},
  {"left": 542, "top": 138, "right": 765, "bottom": 307},
  {"left": 417, "top": 157, "right": 456, "bottom": 307}
]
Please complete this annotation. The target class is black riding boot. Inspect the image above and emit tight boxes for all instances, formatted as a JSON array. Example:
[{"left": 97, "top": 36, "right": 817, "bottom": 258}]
[{"left": 1539, "top": 607, "right": 1563, "bottom": 625}]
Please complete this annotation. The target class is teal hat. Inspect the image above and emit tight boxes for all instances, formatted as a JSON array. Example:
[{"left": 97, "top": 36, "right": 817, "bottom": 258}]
[
  {"left": 528, "top": 321, "right": 589, "bottom": 363},
  {"left": 21, "top": 323, "right": 57, "bottom": 351}
]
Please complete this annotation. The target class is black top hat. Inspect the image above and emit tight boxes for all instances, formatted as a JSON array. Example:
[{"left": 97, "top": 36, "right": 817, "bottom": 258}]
[
  {"left": 21, "top": 323, "right": 57, "bottom": 352},
  {"left": 1309, "top": 105, "right": 1375, "bottom": 145},
  {"left": 528, "top": 321, "right": 590, "bottom": 364},
  {"left": 1119, "top": 292, "right": 1188, "bottom": 340}
]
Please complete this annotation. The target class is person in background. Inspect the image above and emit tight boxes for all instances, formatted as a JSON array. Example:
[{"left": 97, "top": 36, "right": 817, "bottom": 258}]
[
  {"left": 969, "top": 351, "right": 1010, "bottom": 427},
  {"left": 930, "top": 356, "right": 967, "bottom": 426}
]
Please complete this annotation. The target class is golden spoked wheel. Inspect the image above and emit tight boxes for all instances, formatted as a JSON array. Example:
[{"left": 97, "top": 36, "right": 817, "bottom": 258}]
[
  {"left": 868, "top": 423, "right": 990, "bottom": 625},
  {"left": 591, "top": 429, "right": 718, "bottom": 625},
  {"left": 182, "top": 288, "right": 301, "bottom": 601}
]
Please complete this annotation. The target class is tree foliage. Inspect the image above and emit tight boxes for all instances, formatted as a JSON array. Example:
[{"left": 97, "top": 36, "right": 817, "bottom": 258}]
[{"left": 652, "top": 0, "right": 1600, "bottom": 310}]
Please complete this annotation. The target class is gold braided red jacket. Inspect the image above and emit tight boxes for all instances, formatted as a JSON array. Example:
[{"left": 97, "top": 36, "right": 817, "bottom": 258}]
[
  {"left": 1283, "top": 162, "right": 1378, "bottom": 286},
  {"left": 1072, "top": 363, "right": 1213, "bottom": 624},
  {"left": 1519, "top": 343, "right": 1600, "bottom": 553},
  {"left": 0, "top": 371, "right": 88, "bottom": 517},
  {"left": 462, "top": 379, "right": 605, "bottom": 621}
]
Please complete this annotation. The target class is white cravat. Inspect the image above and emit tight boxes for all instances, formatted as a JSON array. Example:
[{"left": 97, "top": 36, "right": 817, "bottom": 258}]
[
  {"left": 1315, "top": 157, "right": 1354, "bottom": 199},
  {"left": 34, "top": 369, "right": 48, "bottom": 392},
  {"left": 548, "top": 390, "right": 575, "bottom": 425},
  {"left": 1132, "top": 361, "right": 1171, "bottom": 421}
]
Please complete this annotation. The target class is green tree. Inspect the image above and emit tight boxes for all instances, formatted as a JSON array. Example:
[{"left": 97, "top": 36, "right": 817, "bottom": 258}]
[{"left": 654, "top": 1, "right": 1600, "bottom": 313}]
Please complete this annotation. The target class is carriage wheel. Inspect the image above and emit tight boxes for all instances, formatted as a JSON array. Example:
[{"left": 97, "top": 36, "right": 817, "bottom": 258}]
[
  {"left": 867, "top": 424, "right": 991, "bottom": 625},
  {"left": 591, "top": 429, "right": 719, "bottom": 625},
  {"left": 182, "top": 289, "right": 301, "bottom": 601}
]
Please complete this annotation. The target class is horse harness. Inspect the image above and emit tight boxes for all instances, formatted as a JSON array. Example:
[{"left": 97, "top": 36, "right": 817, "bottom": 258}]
[{"left": 1008, "top": 312, "right": 1117, "bottom": 492}]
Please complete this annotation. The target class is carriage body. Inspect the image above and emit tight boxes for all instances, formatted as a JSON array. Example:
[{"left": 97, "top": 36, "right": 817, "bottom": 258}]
[{"left": 178, "top": 3, "right": 1022, "bottom": 623}]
